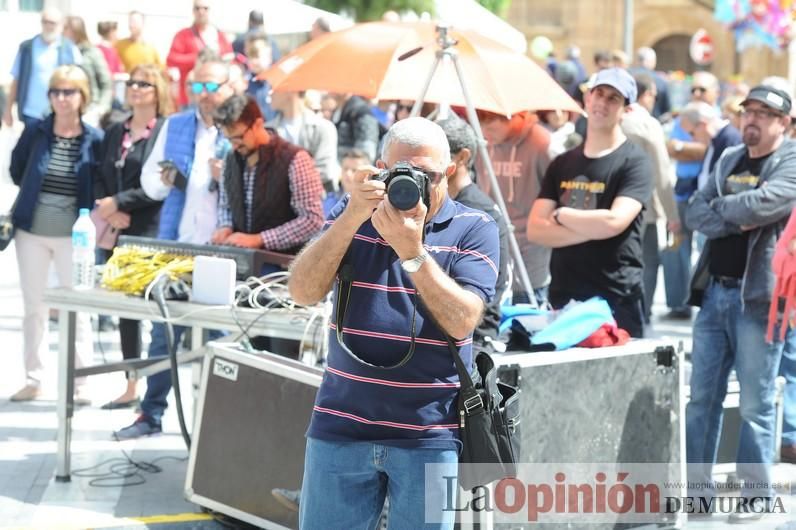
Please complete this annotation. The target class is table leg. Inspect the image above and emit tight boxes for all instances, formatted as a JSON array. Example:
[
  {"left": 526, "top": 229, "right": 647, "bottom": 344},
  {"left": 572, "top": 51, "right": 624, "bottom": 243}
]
[{"left": 55, "top": 309, "right": 76, "bottom": 482}]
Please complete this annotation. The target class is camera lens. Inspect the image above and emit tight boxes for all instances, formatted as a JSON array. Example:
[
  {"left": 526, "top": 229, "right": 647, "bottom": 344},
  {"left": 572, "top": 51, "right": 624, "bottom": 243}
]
[{"left": 387, "top": 175, "right": 421, "bottom": 210}]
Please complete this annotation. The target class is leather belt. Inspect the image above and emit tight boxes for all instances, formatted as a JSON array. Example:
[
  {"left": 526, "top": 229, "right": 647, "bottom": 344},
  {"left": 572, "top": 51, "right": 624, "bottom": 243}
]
[{"left": 712, "top": 275, "right": 741, "bottom": 288}]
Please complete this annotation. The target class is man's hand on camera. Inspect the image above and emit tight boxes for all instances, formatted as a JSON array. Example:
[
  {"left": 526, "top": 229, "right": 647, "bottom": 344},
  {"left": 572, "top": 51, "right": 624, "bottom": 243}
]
[
  {"left": 371, "top": 199, "right": 426, "bottom": 261},
  {"left": 341, "top": 166, "right": 386, "bottom": 226}
]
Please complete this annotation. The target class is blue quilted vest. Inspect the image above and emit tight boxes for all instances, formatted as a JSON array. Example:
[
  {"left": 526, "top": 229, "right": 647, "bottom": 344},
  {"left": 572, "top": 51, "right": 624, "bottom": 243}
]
[{"left": 157, "top": 112, "right": 197, "bottom": 240}]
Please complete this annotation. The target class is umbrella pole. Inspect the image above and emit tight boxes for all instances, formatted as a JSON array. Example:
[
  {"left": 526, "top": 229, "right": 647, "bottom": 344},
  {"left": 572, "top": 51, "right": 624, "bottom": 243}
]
[{"left": 408, "top": 24, "right": 537, "bottom": 308}]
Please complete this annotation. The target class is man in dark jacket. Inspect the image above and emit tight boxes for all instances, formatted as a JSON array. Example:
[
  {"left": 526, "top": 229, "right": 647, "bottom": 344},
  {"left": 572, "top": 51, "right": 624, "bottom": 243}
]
[
  {"left": 437, "top": 115, "right": 509, "bottom": 349},
  {"left": 210, "top": 94, "right": 324, "bottom": 256},
  {"left": 332, "top": 94, "right": 380, "bottom": 163},
  {"left": 684, "top": 85, "right": 796, "bottom": 522}
]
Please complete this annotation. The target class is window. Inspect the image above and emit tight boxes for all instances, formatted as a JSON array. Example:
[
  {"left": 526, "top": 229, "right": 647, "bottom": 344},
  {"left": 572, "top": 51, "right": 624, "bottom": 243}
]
[{"left": 19, "top": 0, "right": 44, "bottom": 12}]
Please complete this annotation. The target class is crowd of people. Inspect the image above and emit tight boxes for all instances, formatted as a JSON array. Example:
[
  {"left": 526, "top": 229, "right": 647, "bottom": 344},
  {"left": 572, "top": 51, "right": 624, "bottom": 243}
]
[{"left": 2, "top": 1, "right": 796, "bottom": 527}]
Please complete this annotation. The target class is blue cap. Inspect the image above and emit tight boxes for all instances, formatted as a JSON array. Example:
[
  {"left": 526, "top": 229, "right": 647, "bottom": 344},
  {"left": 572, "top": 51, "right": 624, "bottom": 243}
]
[
  {"left": 591, "top": 67, "right": 637, "bottom": 104},
  {"left": 79, "top": 208, "right": 89, "bottom": 216}
]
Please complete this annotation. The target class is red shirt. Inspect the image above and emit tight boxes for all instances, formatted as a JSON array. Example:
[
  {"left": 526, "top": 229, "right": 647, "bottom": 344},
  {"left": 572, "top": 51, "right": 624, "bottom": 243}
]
[
  {"left": 97, "top": 43, "right": 124, "bottom": 75},
  {"left": 167, "top": 25, "right": 232, "bottom": 107}
]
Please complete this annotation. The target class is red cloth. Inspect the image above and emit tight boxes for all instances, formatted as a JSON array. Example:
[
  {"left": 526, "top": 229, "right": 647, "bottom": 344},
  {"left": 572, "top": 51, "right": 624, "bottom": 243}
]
[
  {"left": 167, "top": 25, "right": 232, "bottom": 107},
  {"left": 576, "top": 323, "right": 630, "bottom": 348},
  {"left": 97, "top": 43, "right": 124, "bottom": 75},
  {"left": 767, "top": 206, "right": 796, "bottom": 342}
]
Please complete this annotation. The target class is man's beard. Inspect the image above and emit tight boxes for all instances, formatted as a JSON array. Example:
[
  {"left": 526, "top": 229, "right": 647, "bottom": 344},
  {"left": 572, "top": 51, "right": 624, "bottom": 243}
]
[
  {"left": 743, "top": 125, "right": 761, "bottom": 147},
  {"left": 41, "top": 30, "right": 58, "bottom": 43}
]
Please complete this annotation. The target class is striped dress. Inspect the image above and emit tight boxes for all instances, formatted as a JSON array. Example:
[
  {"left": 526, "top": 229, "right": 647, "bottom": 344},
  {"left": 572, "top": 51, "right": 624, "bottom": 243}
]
[{"left": 29, "top": 135, "right": 82, "bottom": 238}]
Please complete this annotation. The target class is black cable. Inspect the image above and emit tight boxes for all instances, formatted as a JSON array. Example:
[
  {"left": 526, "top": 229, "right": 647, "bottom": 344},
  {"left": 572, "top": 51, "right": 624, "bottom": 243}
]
[
  {"left": 72, "top": 453, "right": 187, "bottom": 488},
  {"left": 152, "top": 276, "right": 192, "bottom": 450}
]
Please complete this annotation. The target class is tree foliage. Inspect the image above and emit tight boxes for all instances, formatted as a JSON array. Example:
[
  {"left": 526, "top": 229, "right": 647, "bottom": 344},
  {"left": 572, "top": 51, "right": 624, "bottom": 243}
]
[
  {"left": 306, "top": 0, "right": 435, "bottom": 21},
  {"left": 476, "top": 0, "right": 512, "bottom": 17}
]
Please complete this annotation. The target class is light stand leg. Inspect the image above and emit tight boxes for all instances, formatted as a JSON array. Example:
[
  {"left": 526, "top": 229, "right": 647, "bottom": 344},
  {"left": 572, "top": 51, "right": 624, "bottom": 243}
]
[
  {"left": 449, "top": 51, "right": 536, "bottom": 306},
  {"left": 406, "top": 25, "right": 537, "bottom": 307}
]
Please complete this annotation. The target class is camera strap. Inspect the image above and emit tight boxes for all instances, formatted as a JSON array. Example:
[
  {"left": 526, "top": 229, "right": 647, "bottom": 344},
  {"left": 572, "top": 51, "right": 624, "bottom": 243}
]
[{"left": 334, "top": 241, "right": 421, "bottom": 370}]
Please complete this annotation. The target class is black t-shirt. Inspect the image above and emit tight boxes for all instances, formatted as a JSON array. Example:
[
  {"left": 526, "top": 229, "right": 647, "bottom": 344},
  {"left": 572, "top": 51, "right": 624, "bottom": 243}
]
[
  {"left": 538, "top": 140, "right": 653, "bottom": 300},
  {"left": 708, "top": 152, "right": 771, "bottom": 278},
  {"left": 454, "top": 182, "right": 509, "bottom": 342}
]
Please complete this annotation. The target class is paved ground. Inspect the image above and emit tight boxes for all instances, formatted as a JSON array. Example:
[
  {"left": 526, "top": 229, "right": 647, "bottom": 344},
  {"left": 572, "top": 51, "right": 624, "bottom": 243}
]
[{"left": 0, "top": 181, "right": 792, "bottom": 528}]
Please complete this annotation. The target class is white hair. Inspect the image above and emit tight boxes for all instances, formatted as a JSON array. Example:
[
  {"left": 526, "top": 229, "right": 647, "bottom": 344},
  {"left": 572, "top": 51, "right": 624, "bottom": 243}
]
[
  {"left": 381, "top": 116, "right": 451, "bottom": 168},
  {"left": 680, "top": 101, "right": 719, "bottom": 126},
  {"left": 636, "top": 47, "right": 656, "bottom": 69},
  {"left": 692, "top": 71, "right": 719, "bottom": 92}
]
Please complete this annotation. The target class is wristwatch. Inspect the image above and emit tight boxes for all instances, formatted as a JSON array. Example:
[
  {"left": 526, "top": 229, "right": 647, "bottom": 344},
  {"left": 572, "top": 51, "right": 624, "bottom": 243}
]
[{"left": 401, "top": 251, "right": 429, "bottom": 273}]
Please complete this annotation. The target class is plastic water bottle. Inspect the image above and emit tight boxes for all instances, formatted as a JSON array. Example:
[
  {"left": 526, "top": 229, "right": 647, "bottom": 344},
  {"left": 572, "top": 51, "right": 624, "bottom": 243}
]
[{"left": 72, "top": 208, "right": 96, "bottom": 290}]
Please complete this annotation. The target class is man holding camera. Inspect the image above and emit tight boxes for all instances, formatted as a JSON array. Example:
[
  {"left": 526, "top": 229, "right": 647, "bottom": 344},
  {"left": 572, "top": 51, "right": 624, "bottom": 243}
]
[{"left": 288, "top": 117, "right": 499, "bottom": 529}]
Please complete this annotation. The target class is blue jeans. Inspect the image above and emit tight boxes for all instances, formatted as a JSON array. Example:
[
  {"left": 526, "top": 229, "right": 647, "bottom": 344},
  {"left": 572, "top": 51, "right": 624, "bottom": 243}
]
[
  {"left": 140, "top": 323, "right": 223, "bottom": 425},
  {"left": 781, "top": 334, "right": 796, "bottom": 446},
  {"left": 686, "top": 280, "right": 785, "bottom": 498},
  {"left": 299, "top": 437, "right": 457, "bottom": 530},
  {"left": 663, "top": 201, "right": 692, "bottom": 311}
]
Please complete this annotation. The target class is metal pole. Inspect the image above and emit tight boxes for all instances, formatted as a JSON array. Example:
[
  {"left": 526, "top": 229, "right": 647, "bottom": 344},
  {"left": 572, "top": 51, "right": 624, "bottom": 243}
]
[
  {"left": 449, "top": 51, "right": 536, "bottom": 304},
  {"left": 406, "top": 24, "right": 536, "bottom": 305},
  {"left": 623, "top": 0, "right": 634, "bottom": 58}
]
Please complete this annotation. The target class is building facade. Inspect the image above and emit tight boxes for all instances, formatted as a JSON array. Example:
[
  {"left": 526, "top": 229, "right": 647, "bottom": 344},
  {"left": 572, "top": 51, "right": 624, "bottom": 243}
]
[{"left": 508, "top": 0, "right": 789, "bottom": 89}]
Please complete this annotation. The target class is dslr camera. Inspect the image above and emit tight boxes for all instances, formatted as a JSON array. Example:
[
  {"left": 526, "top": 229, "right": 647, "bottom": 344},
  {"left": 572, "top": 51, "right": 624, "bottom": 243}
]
[{"left": 371, "top": 163, "right": 430, "bottom": 211}]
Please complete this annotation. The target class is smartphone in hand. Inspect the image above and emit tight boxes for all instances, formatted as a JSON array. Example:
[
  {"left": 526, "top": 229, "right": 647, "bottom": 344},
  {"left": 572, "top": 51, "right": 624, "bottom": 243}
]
[{"left": 158, "top": 160, "right": 187, "bottom": 191}]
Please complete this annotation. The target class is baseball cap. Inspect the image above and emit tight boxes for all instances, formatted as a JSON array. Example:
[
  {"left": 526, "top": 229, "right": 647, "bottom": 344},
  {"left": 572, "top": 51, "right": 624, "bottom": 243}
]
[
  {"left": 742, "top": 85, "right": 792, "bottom": 115},
  {"left": 590, "top": 67, "right": 637, "bottom": 104}
]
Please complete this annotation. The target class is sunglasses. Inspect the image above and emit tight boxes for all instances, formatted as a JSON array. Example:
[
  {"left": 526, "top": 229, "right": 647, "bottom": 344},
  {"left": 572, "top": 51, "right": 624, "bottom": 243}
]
[
  {"left": 48, "top": 88, "right": 79, "bottom": 98},
  {"left": 190, "top": 81, "right": 223, "bottom": 95},
  {"left": 126, "top": 80, "right": 155, "bottom": 90},
  {"left": 691, "top": 86, "right": 707, "bottom": 95},
  {"left": 396, "top": 103, "right": 413, "bottom": 112}
]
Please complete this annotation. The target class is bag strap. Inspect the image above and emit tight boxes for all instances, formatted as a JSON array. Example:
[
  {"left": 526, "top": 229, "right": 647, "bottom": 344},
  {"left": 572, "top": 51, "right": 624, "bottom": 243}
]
[{"left": 444, "top": 334, "right": 483, "bottom": 418}]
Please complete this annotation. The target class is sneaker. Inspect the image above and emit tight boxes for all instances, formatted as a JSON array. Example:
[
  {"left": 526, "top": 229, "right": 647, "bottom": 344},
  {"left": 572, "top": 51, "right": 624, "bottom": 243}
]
[
  {"left": 663, "top": 308, "right": 692, "bottom": 320},
  {"left": 271, "top": 488, "right": 300, "bottom": 512},
  {"left": 100, "top": 397, "right": 140, "bottom": 410},
  {"left": 10, "top": 384, "right": 42, "bottom": 402},
  {"left": 113, "top": 416, "right": 162, "bottom": 440}
]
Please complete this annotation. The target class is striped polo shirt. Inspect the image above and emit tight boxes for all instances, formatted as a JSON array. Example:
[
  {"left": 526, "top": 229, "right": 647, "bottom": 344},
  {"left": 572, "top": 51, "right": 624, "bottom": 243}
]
[{"left": 307, "top": 196, "right": 500, "bottom": 450}]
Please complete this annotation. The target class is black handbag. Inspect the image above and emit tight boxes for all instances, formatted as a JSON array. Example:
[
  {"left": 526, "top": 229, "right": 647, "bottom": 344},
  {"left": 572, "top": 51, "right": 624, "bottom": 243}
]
[
  {"left": 447, "top": 337, "right": 521, "bottom": 490},
  {"left": 0, "top": 195, "right": 18, "bottom": 252}
]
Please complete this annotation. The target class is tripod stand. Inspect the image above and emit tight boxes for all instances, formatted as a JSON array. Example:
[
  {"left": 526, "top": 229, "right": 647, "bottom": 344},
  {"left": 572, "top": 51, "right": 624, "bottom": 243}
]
[{"left": 407, "top": 23, "right": 538, "bottom": 308}]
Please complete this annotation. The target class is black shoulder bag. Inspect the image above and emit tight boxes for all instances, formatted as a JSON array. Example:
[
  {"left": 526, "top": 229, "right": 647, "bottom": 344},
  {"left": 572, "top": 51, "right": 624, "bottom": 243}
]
[
  {"left": 336, "top": 245, "right": 521, "bottom": 489},
  {"left": 0, "top": 195, "right": 17, "bottom": 252},
  {"left": 447, "top": 336, "right": 521, "bottom": 490}
]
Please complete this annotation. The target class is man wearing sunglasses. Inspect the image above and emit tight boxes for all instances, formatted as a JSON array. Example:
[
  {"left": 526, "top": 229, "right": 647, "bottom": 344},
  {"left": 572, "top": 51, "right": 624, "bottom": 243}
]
[
  {"left": 4, "top": 7, "right": 82, "bottom": 128},
  {"left": 211, "top": 94, "right": 323, "bottom": 255},
  {"left": 167, "top": 0, "right": 233, "bottom": 109},
  {"left": 684, "top": 85, "right": 796, "bottom": 523},
  {"left": 116, "top": 59, "right": 233, "bottom": 440}
]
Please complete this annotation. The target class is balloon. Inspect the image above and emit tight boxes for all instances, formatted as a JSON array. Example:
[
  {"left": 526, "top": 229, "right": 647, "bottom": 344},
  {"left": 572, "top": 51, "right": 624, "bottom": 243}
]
[{"left": 530, "top": 36, "right": 554, "bottom": 59}]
